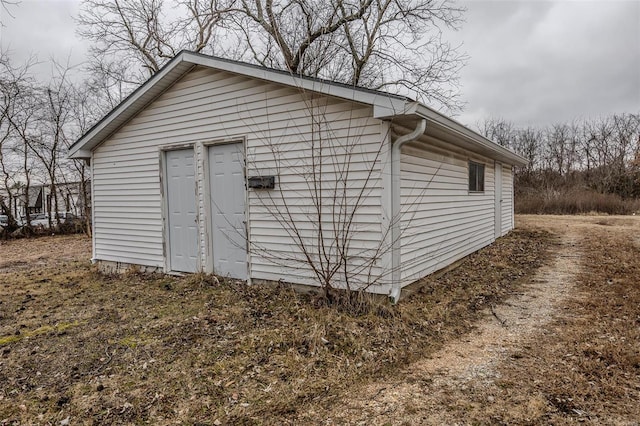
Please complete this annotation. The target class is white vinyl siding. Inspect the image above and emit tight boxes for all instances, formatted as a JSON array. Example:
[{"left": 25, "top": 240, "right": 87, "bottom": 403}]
[
  {"left": 399, "top": 139, "right": 496, "bottom": 285},
  {"left": 90, "top": 63, "right": 521, "bottom": 293},
  {"left": 92, "top": 153, "right": 164, "bottom": 265},
  {"left": 92, "top": 66, "right": 385, "bottom": 288},
  {"left": 501, "top": 165, "right": 514, "bottom": 235}
]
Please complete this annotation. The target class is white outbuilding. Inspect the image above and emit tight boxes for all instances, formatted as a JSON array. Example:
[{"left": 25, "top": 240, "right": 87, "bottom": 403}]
[{"left": 69, "top": 51, "right": 527, "bottom": 300}]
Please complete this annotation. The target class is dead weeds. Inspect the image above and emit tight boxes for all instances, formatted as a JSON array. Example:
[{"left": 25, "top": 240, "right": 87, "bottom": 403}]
[{"left": 0, "top": 229, "right": 552, "bottom": 425}]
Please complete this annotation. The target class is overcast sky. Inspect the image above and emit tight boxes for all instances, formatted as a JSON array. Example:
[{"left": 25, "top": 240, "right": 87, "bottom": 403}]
[{"left": 1, "top": 0, "right": 638, "bottom": 129}]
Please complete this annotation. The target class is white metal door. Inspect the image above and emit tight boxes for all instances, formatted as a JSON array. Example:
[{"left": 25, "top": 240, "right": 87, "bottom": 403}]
[
  {"left": 495, "top": 162, "right": 503, "bottom": 239},
  {"left": 166, "top": 149, "right": 198, "bottom": 272},
  {"left": 208, "top": 143, "right": 247, "bottom": 279}
]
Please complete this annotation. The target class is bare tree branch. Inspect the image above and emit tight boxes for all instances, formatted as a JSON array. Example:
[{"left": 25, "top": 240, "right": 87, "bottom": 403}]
[{"left": 77, "top": 0, "right": 467, "bottom": 111}]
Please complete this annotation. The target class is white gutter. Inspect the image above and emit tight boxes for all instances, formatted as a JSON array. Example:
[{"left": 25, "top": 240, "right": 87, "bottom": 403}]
[{"left": 389, "top": 118, "right": 427, "bottom": 303}]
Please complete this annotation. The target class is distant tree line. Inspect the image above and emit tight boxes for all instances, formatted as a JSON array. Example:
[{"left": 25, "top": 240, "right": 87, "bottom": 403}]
[{"left": 480, "top": 114, "right": 640, "bottom": 214}]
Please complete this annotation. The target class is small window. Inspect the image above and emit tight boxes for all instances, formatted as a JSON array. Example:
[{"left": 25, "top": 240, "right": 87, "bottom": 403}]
[{"left": 468, "top": 161, "right": 485, "bottom": 192}]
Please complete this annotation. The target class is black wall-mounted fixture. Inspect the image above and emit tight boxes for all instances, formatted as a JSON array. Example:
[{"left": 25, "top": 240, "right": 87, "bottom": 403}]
[{"left": 247, "top": 175, "right": 276, "bottom": 189}]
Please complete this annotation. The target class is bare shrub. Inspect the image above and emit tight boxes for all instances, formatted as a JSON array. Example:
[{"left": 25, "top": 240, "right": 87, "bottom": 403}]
[{"left": 516, "top": 189, "right": 640, "bottom": 215}]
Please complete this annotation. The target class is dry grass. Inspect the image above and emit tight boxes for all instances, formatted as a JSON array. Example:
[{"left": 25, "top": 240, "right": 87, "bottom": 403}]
[
  {"left": 319, "top": 215, "right": 640, "bottom": 426},
  {"left": 0, "top": 234, "right": 90, "bottom": 273},
  {"left": 0, "top": 229, "right": 551, "bottom": 425},
  {"left": 490, "top": 222, "right": 640, "bottom": 424}
]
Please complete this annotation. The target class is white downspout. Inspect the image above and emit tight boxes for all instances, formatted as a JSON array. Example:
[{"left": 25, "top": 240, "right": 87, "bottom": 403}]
[{"left": 389, "top": 118, "right": 427, "bottom": 303}]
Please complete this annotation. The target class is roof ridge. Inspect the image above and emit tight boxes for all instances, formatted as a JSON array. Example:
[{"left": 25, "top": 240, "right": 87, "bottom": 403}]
[{"left": 181, "top": 50, "right": 413, "bottom": 103}]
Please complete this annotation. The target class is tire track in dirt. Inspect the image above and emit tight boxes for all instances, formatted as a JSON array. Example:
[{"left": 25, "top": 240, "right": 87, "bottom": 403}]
[{"left": 307, "top": 227, "right": 583, "bottom": 425}]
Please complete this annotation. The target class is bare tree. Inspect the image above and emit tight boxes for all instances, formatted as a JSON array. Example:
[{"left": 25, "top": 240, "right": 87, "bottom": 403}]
[
  {"left": 334, "top": 0, "right": 466, "bottom": 108},
  {"left": 612, "top": 113, "right": 637, "bottom": 165},
  {"left": 514, "top": 126, "right": 541, "bottom": 176},
  {"left": 582, "top": 116, "right": 616, "bottom": 193},
  {"left": 65, "top": 79, "right": 98, "bottom": 235},
  {"left": 28, "top": 61, "right": 75, "bottom": 228},
  {"left": 607, "top": 113, "right": 640, "bottom": 197},
  {"left": 0, "top": 0, "right": 19, "bottom": 26},
  {"left": 0, "top": 95, "right": 18, "bottom": 226},
  {"left": 84, "top": 57, "right": 138, "bottom": 110},
  {"left": 77, "top": 0, "right": 467, "bottom": 111},
  {"left": 77, "top": 0, "right": 234, "bottom": 80},
  {"left": 479, "top": 117, "right": 515, "bottom": 149},
  {"left": 258, "top": 0, "right": 470, "bottom": 112},
  {"left": 545, "top": 123, "right": 574, "bottom": 175},
  {"left": 0, "top": 51, "right": 41, "bottom": 232}
]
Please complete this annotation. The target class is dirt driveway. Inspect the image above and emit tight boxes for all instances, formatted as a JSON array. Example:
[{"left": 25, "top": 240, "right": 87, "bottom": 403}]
[{"left": 297, "top": 215, "right": 640, "bottom": 425}]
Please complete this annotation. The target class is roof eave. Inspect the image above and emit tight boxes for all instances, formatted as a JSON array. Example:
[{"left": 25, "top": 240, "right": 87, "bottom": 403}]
[
  {"left": 68, "top": 50, "right": 527, "bottom": 168},
  {"left": 412, "top": 104, "right": 528, "bottom": 167}
]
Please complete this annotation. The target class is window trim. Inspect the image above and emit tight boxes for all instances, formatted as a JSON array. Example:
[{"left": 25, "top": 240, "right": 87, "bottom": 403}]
[{"left": 468, "top": 161, "right": 485, "bottom": 193}]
